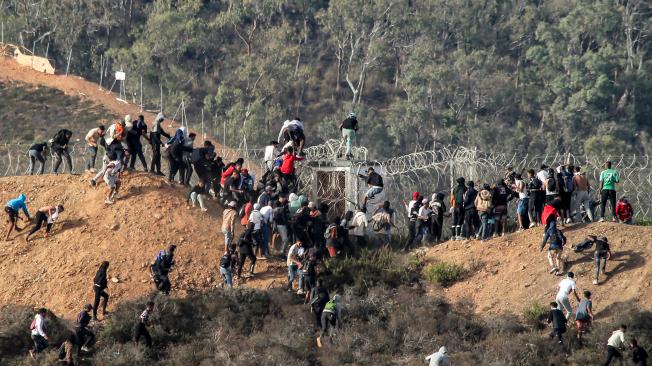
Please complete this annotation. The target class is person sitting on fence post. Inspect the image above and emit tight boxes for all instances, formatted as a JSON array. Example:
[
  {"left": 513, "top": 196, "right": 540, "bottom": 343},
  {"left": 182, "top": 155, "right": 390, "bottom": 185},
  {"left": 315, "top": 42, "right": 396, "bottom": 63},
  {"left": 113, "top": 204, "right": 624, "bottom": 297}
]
[
  {"left": 51, "top": 129, "right": 73, "bottom": 174},
  {"left": 28, "top": 142, "right": 48, "bottom": 175},
  {"left": 339, "top": 112, "right": 358, "bottom": 159},
  {"left": 278, "top": 118, "right": 306, "bottom": 154},
  {"left": 358, "top": 167, "right": 384, "bottom": 210},
  {"left": 85, "top": 125, "right": 106, "bottom": 173},
  {"left": 25, "top": 204, "right": 64, "bottom": 242},
  {"left": 615, "top": 196, "right": 633, "bottom": 224},
  {"left": 4, "top": 193, "right": 31, "bottom": 241},
  {"left": 599, "top": 161, "right": 620, "bottom": 222}
]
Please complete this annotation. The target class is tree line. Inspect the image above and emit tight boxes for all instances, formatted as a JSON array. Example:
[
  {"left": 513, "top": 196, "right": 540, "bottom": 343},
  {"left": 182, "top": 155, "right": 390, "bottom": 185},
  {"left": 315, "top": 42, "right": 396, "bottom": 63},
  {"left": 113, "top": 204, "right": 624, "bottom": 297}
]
[{"left": 2, "top": 0, "right": 651, "bottom": 158}]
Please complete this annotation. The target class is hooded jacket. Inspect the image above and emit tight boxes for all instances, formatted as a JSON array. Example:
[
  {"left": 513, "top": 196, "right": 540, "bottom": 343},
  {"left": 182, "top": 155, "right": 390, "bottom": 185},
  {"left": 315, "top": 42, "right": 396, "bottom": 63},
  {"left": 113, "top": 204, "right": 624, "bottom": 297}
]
[
  {"left": 6, "top": 194, "right": 30, "bottom": 217},
  {"left": 52, "top": 129, "right": 72, "bottom": 149},
  {"left": 475, "top": 189, "right": 493, "bottom": 213},
  {"left": 426, "top": 346, "right": 450, "bottom": 366},
  {"left": 150, "top": 112, "right": 170, "bottom": 145},
  {"left": 463, "top": 186, "right": 478, "bottom": 210}
]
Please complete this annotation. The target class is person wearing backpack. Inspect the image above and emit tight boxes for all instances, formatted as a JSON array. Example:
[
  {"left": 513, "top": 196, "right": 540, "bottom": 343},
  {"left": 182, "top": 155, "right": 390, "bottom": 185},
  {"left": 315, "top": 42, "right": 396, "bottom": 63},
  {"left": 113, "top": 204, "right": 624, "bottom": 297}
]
[
  {"left": 318, "top": 294, "right": 342, "bottom": 348},
  {"left": 28, "top": 142, "right": 48, "bottom": 175},
  {"left": 429, "top": 193, "right": 447, "bottom": 244},
  {"left": 150, "top": 245, "right": 176, "bottom": 294},
  {"left": 539, "top": 221, "right": 566, "bottom": 275},
  {"left": 348, "top": 209, "right": 368, "bottom": 250},
  {"left": 525, "top": 169, "right": 544, "bottom": 228},
  {"left": 219, "top": 249, "right": 236, "bottom": 288},
  {"left": 51, "top": 129, "right": 73, "bottom": 174},
  {"left": 236, "top": 229, "right": 257, "bottom": 278},
  {"left": 309, "top": 279, "right": 330, "bottom": 327},
  {"left": 558, "top": 165, "right": 574, "bottom": 224},
  {"left": 29, "top": 308, "right": 49, "bottom": 357},
  {"left": 403, "top": 196, "right": 422, "bottom": 251},
  {"left": 474, "top": 184, "right": 493, "bottom": 241},
  {"left": 57, "top": 332, "right": 76, "bottom": 365},
  {"left": 372, "top": 201, "right": 395, "bottom": 246},
  {"left": 599, "top": 161, "right": 620, "bottom": 222},
  {"left": 92, "top": 261, "right": 110, "bottom": 320},
  {"left": 75, "top": 304, "right": 95, "bottom": 355},
  {"left": 544, "top": 168, "right": 559, "bottom": 205}
]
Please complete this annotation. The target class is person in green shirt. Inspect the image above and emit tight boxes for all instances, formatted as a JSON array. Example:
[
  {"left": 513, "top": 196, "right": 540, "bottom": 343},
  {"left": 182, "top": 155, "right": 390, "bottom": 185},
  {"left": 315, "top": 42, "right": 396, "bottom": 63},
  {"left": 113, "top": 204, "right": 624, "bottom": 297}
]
[{"left": 599, "top": 161, "right": 620, "bottom": 222}]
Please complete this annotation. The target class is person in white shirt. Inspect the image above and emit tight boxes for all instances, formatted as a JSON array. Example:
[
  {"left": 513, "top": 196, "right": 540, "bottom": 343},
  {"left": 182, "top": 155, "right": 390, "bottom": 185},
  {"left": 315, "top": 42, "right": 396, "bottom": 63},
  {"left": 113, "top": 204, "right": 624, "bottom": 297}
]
[
  {"left": 417, "top": 198, "right": 432, "bottom": 244},
  {"left": 536, "top": 164, "right": 550, "bottom": 185},
  {"left": 259, "top": 204, "right": 273, "bottom": 258},
  {"left": 604, "top": 324, "right": 627, "bottom": 365},
  {"left": 103, "top": 153, "right": 122, "bottom": 205},
  {"left": 425, "top": 346, "right": 451, "bottom": 366},
  {"left": 30, "top": 308, "right": 49, "bottom": 356},
  {"left": 556, "top": 272, "right": 581, "bottom": 319},
  {"left": 286, "top": 240, "right": 303, "bottom": 291},
  {"left": 513, "top": 175, "right": 529, "bottom": 231},
  {"left": 348, "top": 209, "right": 368, "bottom": 248},
  {"left": 25, "top": 205, "right": 64, "bottom": 242},
  {"left": 264, "top": 141, "right": 280, "bottom": 171}
]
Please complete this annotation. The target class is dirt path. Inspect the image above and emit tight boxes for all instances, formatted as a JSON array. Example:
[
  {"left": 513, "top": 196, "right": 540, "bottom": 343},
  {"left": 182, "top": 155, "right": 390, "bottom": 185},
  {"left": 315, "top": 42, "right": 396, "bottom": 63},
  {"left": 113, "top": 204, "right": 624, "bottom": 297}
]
[{"left": 424, "top": 222, "right": 652, "bottom": 318}]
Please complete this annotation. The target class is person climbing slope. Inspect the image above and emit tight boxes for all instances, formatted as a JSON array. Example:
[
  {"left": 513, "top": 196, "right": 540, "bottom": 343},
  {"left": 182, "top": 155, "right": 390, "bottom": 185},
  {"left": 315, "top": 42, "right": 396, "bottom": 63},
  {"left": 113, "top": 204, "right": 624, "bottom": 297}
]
[
  {"left": 25, "top": 204, "right": 64, "bottom": 242},
  {"left": 4, "top": 193, "right": 31, "bottom": 241},
  {"left": 92, "top": 261, "right": 110, "bottom": 320},
  {"left": 27, "top": 142, "right": 48, "bottom": 175},
  {"left": 51, "top": 129, "right": 73, "bottom": 174}
]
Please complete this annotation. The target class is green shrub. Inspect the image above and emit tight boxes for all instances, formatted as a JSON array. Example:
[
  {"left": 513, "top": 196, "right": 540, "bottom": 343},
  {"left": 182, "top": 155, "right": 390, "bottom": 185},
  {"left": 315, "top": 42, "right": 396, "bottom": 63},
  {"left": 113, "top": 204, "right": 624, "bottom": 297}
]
[
  {"left": 522, "top": 302, "right": 548, "bottom": 329},
  {"left": 422, "top": 262, "right": 465, "bottom": 286}
]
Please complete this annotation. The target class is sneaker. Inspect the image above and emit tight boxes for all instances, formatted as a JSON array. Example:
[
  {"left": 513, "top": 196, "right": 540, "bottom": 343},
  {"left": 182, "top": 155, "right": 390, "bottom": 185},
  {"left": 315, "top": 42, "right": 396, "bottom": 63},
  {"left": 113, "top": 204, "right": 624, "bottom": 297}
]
[
  {"left": 598, "top": 217, "right": 605, "bottom": 222},
  {"left": 529, "top": 223, "right": 536, "bottom": 229},
  {"left": 297, "top": 289, "right": 305, "bottom": 295},
  {"left": 612, "top": 218, "right": 617, "bottom": 223},
  {"left": 201, "top": 208, "right": 208, "bottom": 212},
  {"left": 549, "top": 267, "right": 558, "bottom": 274},
  {"left": 81, "top": 346, "right": 90, "bottom": 352},
  {"left": 89, "top": 179, "right": 96, "bottom": 187},
  {"left": 592, "top": 279, "right": 598, "bottom": 285},
  {"left": 105, "top": 199, "right": 114, "bottom": 205},
  {"left": 565, "top": 218, "right": 572, "bottom": 224},
  {"left": 90, "top": 168, "right": 96, "bottom": 173}
]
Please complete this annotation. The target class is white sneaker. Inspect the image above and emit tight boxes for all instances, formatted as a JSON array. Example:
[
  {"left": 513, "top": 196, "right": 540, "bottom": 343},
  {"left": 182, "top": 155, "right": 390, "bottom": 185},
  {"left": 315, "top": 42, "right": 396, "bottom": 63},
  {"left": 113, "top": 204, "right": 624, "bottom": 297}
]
[
  {"left": 565, "top": 218, "right": 572, "bottom": 224},
  {"left": 529, "top": 223, "right": 536, "bottom": 229},
  {"left": 592, "top": 279, "right": 598, "bottom": 285},
  {"left": 105, "top": 199, "right": 114, "bottom": 205},
  {"left": 201, "top": 208, "right": 208, "bottom": 212},
  {"left": 599, "top": 217, "right": 605, "bottom": 222},
  {"left": 81, "top": 346, "right": 90, "bottom": 352},
  {"left": 297, "top": 289, "right": 305, "bottom": 295},
  {"left": 549, "top": 267, "right": 558, "bottom": 274}
]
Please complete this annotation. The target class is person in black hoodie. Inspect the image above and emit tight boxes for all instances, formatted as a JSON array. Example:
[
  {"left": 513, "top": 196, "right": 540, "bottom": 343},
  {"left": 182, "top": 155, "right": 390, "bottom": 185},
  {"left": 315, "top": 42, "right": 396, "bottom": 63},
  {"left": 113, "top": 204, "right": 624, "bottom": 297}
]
[
  {"left": 127, "top": 115, "right": 149, "bottom": 171},
  {"left": 51, "top": 129, "right": 73, "bottom": 174},
  {"left": 237, "top": 228, "right": 257, "bottom": 278},
  {"left": 492, "top": 180, "right": 514, "bottom": 237},
  {"left": 547, "top": 302, "right": 568, "bottom": 344},
  {"left": 309, "top": 279, "right": 330, "bottom": 327},
  {"left": 92, "top": 261, "right": 110, "bottom": 320},
  {"left": 166, "top": 135, "right": 194, "bottom": 184},
  {"left": 463, "top": 181, "right": 479, "bottom": 239},
  {"left": 450, "top": 177, "right": 467, "bottom": 240},
  {"left": 149, "top": 112, "right": 170, "bottom": 176},
  {"left": 151, "top": 245, "right": 176, "bottom": 294},
  {"left": 27, "top": 142, "right": 48, "bottom": 175}
]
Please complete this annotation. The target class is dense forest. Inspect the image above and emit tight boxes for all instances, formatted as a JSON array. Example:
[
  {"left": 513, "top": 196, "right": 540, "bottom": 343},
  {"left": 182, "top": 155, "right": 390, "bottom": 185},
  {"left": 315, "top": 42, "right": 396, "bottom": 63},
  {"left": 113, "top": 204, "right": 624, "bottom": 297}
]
[{"left": 2, "top": 0, "right": 651, "bottom": 158}]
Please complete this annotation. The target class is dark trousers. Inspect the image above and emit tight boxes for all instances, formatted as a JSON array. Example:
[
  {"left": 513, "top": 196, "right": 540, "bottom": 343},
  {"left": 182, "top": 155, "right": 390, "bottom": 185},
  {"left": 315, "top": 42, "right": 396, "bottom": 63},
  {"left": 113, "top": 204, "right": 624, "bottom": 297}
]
[
  {"left": 237, "top": 252, "right": 256, "bottom": 276},
  {"left": 29, "top": 150, "right": 46, "bottom": 175},
  {"left": 128, "top": 145, "right": 147, "bottom": 170},
  {"left": 403, "top": 221, "right": 418, "bottom": 251},
  {"left": 312, "top": 305, "right": 324, "bottom": 327},
  {"left": 600, "top": 190, "right": 617, "bottom": 219},
  {"left": 53, "top": 148, "right": 72, "bottom": 173},
  {"left": 603, "top": 345, "right": 622, "bottom": 366},
  {"left": 168, "top": 157, "right": 184, "bottom": 183},
  {"left": 431, "top": 219, "right": 443, "bottom": 243},
  {"left": 463, "top": 209, "right": 479, "bottom": 238},
  {"left": 28, "top": 211, "right": 52, "bottom": 236},
  {"left": 31, "top": 334, "right": 48, "bottom": 353},
  {"left": 93, "top": 287, "right": 109, "bottom": 319},
  {"left": 150, "top": 143, "right": 163, "bottom": 173},
  {"left": 75, "top": 327, "right": 95, "bottom": 353},
  {"left": 549, "top": 327, "right": 565, "bottom": 343},
  {"left": 320, "top": 311, "right": 337, "bottom": 337},
  {"left": 134, "top": 323, "right": 152, "bottom": 347}
]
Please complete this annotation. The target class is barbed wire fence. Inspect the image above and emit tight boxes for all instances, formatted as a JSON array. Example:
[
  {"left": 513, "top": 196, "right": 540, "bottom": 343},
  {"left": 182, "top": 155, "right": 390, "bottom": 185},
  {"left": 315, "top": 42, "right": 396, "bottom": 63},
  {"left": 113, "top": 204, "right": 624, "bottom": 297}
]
[{"left": 1, "top": 141, "right": 650, "bottom": 230}]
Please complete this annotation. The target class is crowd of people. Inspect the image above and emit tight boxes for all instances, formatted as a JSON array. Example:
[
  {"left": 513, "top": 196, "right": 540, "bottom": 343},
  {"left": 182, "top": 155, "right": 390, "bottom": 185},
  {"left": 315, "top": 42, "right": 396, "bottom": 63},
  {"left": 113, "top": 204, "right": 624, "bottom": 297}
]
[{"left": 8, "top": 111, "right": 647, "bottom": 365}]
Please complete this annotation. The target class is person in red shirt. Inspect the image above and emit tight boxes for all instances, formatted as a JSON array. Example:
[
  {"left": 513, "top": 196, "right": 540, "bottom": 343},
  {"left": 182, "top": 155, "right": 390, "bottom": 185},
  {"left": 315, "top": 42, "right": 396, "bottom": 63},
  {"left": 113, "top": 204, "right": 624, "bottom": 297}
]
[
  {"left": 615, "top": 196, "right": 633, "bottom": 224},
  {"left": 542, "top": 198, "right": 562, "bottom": 229},
  {"left": 280, "top": 147, "right": 305, "bottom": 176},
  {"left": 220, "top": 158, "right": 244, "bottom": 186}
]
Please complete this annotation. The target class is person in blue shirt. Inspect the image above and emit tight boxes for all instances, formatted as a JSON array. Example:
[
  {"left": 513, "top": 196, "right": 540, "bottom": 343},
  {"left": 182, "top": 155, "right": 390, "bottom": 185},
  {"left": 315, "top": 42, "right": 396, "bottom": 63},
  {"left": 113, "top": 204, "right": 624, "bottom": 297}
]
[{"left": 5, "top": 193, "right": 31, "bottom": 240}]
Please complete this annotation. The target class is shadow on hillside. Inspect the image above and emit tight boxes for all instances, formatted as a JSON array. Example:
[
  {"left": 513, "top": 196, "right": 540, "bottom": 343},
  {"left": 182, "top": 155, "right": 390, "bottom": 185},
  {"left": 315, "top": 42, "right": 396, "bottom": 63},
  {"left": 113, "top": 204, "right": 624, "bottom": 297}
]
[
  {"left": 600, "top": 250, "right": 645, "bottom": 284},
  {"left": 58, "top": 217, "right": 88, "bottom": 233}
]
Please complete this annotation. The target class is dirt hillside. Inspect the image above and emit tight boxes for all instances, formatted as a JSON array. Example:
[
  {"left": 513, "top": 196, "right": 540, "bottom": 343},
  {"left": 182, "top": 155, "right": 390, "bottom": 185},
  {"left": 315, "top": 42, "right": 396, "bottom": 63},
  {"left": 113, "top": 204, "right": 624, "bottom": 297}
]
[
  {"left": 425, "top": 222, "right": 652, "bottom": 318},
  {"left": 0, "top": 173, "right": 286, "bottom": 318}
]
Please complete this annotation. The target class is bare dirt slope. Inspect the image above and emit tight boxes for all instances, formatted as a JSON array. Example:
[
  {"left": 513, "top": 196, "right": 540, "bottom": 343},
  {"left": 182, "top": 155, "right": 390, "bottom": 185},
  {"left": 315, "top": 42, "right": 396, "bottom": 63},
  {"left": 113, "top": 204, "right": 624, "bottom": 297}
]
[
  {"left": 425, "top": 222, "right": 652, "bottom": 318},
  {"left": 0, "top": 173, "right": 285, "bottom": 318}
]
